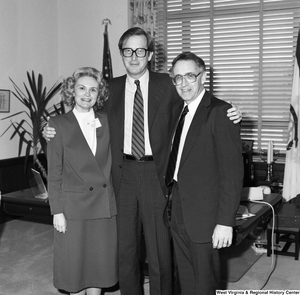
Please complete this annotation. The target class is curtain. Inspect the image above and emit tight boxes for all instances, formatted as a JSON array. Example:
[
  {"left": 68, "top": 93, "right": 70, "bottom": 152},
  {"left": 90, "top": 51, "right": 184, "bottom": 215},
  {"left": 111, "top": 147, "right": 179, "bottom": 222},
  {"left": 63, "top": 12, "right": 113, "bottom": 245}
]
[
  {"left": 129, "top": 0, "right": 158, "bottom": 70},
  {"left": 129, "top": 0, "right": 157, "bottom": 38}
]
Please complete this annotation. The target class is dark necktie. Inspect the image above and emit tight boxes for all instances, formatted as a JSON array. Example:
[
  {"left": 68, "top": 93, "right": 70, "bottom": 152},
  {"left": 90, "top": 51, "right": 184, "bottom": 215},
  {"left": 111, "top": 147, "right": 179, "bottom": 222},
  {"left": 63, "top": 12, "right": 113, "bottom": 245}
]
[
  {"left": 132, "top": 80, "right": 145, "bottom": 159},
  {"left": 165, "top": 105, "right": 189, "bottom": 187}
]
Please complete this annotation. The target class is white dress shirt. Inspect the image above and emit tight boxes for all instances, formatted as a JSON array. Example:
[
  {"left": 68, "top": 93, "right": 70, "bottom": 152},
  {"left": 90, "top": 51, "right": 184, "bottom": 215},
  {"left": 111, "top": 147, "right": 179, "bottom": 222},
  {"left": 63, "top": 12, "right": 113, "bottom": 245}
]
[{"left": 173, "top": 89, "right": 205, "bottom": 181}]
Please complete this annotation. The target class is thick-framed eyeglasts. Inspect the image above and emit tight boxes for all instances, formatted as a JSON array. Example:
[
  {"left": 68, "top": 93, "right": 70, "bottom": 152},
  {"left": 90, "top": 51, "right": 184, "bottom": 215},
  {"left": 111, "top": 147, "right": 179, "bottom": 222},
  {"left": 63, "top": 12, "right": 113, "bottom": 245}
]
[
  {"left": 122, "top": 48, "right": 148, "bottom": 58},
  {"left": 172, "top": 71, "right": 203, "bottom": 86}
]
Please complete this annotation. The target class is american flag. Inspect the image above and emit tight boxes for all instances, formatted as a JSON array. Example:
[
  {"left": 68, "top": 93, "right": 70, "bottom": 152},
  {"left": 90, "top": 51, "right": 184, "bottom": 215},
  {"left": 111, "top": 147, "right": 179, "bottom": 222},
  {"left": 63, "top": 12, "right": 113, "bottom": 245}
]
[
  {"left": 283, "top": 27, "right": 300, "bottom": 202},
  {"left": 102, "top": 19, "right": 113, "bottom": 80}
]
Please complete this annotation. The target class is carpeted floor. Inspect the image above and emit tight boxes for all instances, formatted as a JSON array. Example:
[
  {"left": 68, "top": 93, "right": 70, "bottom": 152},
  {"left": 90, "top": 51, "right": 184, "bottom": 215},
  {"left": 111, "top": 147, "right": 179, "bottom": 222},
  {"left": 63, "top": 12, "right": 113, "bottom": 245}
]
[
  {"left": 226, "top": 248, "right": 300, "bottom": 290},
  {"left": 0, "top": 217, "right": 299, "bottom": 294},
  {"left": 0, "top": 218, "right": 57, "bottom": 295},
  {"left": 220, "top": 238, "right": 263, "bottom": 282},
  {"left": 0, "top": 218, "right": 146, "bottom": 295}
]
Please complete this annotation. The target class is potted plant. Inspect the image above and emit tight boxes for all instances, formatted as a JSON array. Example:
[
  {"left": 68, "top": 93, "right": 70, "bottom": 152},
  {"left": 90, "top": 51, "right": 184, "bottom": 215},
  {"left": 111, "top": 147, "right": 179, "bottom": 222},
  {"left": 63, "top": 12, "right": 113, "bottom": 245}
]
[{"left": 1, "top": 71, "right": 64, "bottom": 180}]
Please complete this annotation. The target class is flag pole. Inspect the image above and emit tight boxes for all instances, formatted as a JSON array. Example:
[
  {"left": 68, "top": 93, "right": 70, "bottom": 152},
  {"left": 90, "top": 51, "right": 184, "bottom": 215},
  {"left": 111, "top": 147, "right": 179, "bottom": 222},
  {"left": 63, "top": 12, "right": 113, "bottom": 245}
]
[{"left": 102, "top": 18, "right": 113, "bottom": 80}]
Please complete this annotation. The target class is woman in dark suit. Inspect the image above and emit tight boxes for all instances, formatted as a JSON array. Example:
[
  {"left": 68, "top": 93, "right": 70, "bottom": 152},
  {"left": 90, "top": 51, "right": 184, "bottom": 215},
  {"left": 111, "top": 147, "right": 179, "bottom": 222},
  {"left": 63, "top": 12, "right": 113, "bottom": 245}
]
[{"left": 47, "top": 67, "right": 117, "bottom": 295}]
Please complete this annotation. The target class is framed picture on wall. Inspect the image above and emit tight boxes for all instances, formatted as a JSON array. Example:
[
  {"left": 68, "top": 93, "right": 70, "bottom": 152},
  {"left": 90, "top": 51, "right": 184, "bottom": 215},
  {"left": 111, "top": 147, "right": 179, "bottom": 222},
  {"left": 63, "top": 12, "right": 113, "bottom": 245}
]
[
  {"left": 0, "top": 89, "right": 10, "bottom": 113},
  {"left": 242, "top": 140, "right": 254, "bottom": 153}
]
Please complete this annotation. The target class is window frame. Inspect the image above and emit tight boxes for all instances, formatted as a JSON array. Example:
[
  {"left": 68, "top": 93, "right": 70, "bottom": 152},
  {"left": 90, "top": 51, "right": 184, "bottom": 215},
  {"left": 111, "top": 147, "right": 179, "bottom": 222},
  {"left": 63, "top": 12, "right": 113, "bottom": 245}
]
[{"left": 155, "top": 0, "right": 300, "bottom": 162}]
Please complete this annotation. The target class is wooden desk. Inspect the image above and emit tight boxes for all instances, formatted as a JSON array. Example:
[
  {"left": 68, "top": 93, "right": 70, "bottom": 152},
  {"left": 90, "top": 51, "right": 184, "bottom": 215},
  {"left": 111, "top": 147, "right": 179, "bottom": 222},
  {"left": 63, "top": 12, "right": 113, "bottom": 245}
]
[
  {"left": 234, "top": 193, "right": 282, "bottom": 245},
  {"left": 1, "top": 189, "right": 282, "bottom": 244},
  {"left": 1, "top": 188, "right": 51, "bottom": 220}
]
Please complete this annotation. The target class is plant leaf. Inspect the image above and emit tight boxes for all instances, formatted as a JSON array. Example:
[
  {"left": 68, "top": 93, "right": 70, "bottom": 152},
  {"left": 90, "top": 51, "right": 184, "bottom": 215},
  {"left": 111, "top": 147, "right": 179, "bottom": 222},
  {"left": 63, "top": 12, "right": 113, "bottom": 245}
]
[
  {"left": 6, "top": 71, "right": 62, "bottom": 174},
  {"left": 24, "top": 140, "right": 33, "bottom": 174},
  {"left": 1, "top": 111, "right": 26, "bottom": 121},
  {"left": 27, "top": 71, "right": 37, "bottom": 100},
  {"left": 10, "top": 120, "right": 32, "bottom": 141}
]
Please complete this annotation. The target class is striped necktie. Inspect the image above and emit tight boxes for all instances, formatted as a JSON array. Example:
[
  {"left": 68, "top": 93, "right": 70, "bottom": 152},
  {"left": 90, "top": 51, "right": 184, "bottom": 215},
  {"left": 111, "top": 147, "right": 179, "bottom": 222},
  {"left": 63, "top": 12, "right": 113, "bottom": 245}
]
[
  {"left": 165, "top": 105, "right": 189, "bottom": 187},
  {"left": 132, "top": 80, "right": 145, "bottom": 159}
]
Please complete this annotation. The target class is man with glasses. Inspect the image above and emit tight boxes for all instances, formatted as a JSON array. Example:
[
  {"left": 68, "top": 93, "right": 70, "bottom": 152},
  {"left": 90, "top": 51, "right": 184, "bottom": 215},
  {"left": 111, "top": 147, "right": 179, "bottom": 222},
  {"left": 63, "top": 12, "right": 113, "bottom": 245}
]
[
  {"left": 43, "top": 27, "right": 242, "bottom": 295},
  {"left": 106, "top": 28, "right": 180, "bottom": 295},
  {"left": 165, "top": 52, "right": 244, "bottom": 295},
  {"left": 107, "top": 28, "right": 242, "bottom": 295}
]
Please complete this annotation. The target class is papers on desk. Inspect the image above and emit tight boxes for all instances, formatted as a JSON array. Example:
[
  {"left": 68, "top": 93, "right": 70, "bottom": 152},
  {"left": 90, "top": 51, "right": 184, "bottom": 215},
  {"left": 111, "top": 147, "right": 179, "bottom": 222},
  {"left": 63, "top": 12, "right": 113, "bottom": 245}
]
[{"left": 236, "top": 205, "right": 256, "bottom": 220}]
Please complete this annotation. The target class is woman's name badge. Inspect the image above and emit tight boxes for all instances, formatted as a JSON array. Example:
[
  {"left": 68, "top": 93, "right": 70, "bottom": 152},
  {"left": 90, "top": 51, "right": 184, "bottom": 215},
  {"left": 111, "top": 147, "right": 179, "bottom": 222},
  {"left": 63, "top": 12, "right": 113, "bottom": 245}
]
[{"left": 95, "top": 118, "right": 101, "bottom": 128}]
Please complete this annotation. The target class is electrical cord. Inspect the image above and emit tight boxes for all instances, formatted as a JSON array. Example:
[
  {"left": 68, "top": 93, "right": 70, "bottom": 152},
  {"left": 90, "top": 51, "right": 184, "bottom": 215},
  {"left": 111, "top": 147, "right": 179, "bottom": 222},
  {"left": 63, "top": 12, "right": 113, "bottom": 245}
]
[{"left": 250, "top": 199, "right": 276, "bottom": 289}]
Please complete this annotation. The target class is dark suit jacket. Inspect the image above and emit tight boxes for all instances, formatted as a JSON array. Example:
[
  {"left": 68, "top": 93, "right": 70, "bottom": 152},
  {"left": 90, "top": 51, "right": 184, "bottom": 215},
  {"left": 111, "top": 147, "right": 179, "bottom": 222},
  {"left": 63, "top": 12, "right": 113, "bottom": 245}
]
[
  {"left": 174, "top": 91, "right": 244, "bottom": 243},
  {"left": 106, "top": 71, "right": 182, "bottom": 197},
  {"left": 47, "top": 110, "right": 117, "bottom": 220}
]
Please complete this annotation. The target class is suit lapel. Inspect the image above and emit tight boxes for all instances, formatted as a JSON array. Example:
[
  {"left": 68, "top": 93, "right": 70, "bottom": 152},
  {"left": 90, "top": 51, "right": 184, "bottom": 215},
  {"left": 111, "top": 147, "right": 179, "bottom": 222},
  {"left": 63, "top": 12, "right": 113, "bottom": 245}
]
[
  {"left": 109, "top": 76, "right": 126, "bottom": 132},
  {"left": 179, "top": 91, "right": 212, "bottom": 169},
  {"left": 148, "top": 72, "right": 163, "bottom": 131},
  {"left": 95, "top": 111, "right": 105, "bottom": 160},
  {"left": 68, "top": 112, "right": 92, "bottom": 153},
  {"left": 69, "top": 111, "right": 105, "bottom": 176}
]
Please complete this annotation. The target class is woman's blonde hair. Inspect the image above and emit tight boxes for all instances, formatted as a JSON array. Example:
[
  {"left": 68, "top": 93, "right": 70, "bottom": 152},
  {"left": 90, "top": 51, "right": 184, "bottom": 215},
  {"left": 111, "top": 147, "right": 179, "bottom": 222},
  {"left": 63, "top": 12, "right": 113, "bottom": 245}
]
[{"left": 60, "top": 67, "right": 109, "bottom": 111}]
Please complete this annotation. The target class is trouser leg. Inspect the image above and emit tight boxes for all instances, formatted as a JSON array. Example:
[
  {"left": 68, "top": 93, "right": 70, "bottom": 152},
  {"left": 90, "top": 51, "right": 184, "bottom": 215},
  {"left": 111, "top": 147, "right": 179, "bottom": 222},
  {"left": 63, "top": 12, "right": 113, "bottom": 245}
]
[
  {"left": 118, "top": 160, "right": 173, "bottom": 295},
  {"left": 170, "top": 183, "right": 221, "bottom": 295}
]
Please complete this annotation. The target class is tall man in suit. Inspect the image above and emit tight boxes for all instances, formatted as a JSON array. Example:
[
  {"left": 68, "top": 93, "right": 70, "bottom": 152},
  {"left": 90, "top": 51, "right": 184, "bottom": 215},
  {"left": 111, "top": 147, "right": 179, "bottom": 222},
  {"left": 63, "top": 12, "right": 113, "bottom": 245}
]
[
  {"left": 43, "top": 28, "right": 242, "bottom": 295},
  {"left": 106, "top": 28, "right": 243, "bottom": 295},
  {"left": 165, "top": 52, "right": 244, "bottom": 295},
  {"left": 106, "top": 28, "right": 181, "bottom": 295}
]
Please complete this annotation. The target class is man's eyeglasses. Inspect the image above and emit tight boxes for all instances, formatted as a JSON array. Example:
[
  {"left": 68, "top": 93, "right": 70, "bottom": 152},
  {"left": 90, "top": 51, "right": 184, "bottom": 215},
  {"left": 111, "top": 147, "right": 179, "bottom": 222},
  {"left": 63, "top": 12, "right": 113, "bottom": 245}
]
[
  {"left": 122, "top": 48, "right": 149, "bottom": 58},
  {"left": 172, "top": 72, "right": 203, "bottom": 86}
]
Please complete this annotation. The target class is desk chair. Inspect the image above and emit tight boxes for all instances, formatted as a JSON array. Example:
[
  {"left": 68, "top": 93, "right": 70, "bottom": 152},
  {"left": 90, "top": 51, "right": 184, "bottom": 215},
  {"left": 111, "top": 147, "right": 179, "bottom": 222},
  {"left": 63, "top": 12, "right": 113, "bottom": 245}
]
[{"left": 267, "top": 225, "right": 299, "bottom": 260}]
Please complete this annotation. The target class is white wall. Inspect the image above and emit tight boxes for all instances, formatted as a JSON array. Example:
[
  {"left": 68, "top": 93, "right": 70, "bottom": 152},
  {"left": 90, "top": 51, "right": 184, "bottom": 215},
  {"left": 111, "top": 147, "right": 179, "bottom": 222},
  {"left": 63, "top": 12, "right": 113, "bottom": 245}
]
[
  {"left": 0, "top": 0, "right": 128, "bottom": 160},
  {"left": 57, "top": 0, "right": 128, "bottom": 78}
]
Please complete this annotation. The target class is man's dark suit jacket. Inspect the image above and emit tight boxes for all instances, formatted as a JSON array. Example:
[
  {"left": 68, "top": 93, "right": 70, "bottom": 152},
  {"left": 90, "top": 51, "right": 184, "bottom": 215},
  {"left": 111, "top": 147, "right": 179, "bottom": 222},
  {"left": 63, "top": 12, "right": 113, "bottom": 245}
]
[
  {"left": 106, "top": 71, "right": 181, "bottom": 197},
  {"left": 173, "top": 91, "right": 244, "bottom": 243}
]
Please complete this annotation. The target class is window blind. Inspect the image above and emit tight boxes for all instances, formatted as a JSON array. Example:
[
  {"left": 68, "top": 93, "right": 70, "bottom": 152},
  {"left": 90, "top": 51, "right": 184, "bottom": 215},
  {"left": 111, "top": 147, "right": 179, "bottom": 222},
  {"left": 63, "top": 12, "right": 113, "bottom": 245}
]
[{"left": 156, "top": 0, "right": 300, "bottom": 154}]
